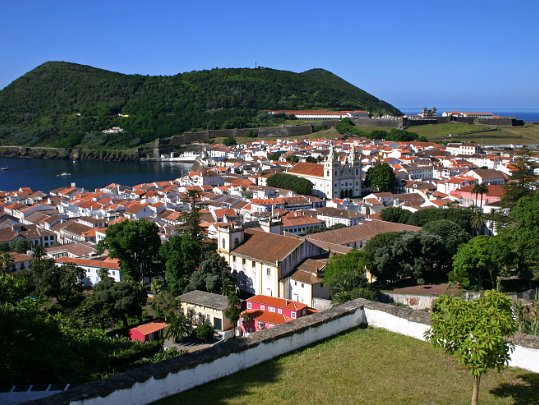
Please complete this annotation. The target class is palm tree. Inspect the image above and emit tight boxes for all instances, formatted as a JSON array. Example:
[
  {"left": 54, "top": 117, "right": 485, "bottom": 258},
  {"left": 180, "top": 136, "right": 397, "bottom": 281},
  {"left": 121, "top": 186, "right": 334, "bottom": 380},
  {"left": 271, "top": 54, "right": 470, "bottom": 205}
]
[
  {"left": 164, "top": 312, "right": 192, "bottom": 343},
  {"left": 471, "top": 208, "right": 486, "bottom": 236},
  {"left": 0, "top": 252, "right": 14, "bottom": 273},
  {"left": 471, "top": 183, "right": 488, "bottom": 209}
]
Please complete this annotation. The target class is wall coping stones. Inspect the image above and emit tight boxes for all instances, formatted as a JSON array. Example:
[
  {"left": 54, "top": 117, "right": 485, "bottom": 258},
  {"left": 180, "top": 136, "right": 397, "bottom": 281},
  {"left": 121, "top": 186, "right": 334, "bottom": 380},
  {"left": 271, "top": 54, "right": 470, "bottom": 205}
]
[
  {"left": 25, "top": 298, "right": 539, "bottom": 404},
  {"left": 29, "top": 298, "right": 365, "bottom": 404}
]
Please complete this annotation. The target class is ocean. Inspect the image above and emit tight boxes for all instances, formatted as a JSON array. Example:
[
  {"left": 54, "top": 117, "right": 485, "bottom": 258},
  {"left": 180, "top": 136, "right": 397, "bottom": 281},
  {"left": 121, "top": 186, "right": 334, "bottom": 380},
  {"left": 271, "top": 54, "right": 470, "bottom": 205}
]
[{"left": 0, "top": 158, "right": 191, "bottom": 193}]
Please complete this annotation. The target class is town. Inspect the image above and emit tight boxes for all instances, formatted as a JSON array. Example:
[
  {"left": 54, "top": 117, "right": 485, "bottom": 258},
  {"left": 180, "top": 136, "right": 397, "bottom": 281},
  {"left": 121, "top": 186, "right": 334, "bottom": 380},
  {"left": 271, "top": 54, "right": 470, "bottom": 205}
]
[{"left": 2, "top": 112, "right": 539, "bottom": 402}]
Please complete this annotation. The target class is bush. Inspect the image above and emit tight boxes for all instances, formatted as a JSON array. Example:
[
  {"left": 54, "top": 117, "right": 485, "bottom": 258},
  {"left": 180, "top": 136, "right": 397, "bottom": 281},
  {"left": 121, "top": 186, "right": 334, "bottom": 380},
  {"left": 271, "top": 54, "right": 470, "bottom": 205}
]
[
  {"left": 195, "top": 323, "right": 214, "bottom": 342},
  {"left": 267, "top": 173, "right": 313, "bottom": 195}
]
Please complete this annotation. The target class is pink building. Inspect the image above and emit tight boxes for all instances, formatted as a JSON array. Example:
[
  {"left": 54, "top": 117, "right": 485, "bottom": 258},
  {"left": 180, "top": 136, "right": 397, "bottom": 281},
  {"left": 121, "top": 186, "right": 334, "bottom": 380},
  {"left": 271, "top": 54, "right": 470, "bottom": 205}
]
[
  {"left": 450, "top": 184, "right": 505, "bottom": 207},
  {"left": 239, "top": 295, "right": 315, "bottom": 335}
]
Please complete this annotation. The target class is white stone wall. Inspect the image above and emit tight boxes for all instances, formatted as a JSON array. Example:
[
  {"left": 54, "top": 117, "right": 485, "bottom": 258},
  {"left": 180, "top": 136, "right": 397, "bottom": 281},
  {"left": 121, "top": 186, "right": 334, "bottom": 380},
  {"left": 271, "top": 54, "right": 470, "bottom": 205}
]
[
  {"left": 69, "top": 306, "right": 366, "bottom": 405},
  {"left": 364, "top": 306, "right": 539, "bottom": 373},
  {"left": 38, "top": 299, "right": 539, "bottom": 405}
]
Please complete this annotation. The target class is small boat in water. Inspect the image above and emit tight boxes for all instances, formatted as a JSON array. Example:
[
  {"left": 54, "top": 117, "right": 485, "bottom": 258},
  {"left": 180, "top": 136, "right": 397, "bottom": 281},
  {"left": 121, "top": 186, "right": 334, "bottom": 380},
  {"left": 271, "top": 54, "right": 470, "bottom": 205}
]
[
  {"left": 0, "top": 159, "right": 8, "bottom": 170},
  {"left": 57, "top": 171, "right": 71, "bottom": 177}
]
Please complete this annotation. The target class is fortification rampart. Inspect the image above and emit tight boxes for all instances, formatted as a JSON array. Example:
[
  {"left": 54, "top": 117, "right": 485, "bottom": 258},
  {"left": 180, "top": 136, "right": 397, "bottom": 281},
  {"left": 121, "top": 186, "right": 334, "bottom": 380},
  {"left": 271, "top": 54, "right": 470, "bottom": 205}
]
[{"left": 352, "top": 117, "right": 404, "bottom": 129}]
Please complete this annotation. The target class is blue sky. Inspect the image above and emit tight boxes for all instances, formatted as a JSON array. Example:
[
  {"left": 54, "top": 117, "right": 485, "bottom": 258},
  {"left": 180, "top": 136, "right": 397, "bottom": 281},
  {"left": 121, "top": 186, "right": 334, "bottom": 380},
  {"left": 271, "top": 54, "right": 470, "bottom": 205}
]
[{"left": 1, "top": 0, "right": 538, "bottom": 110}]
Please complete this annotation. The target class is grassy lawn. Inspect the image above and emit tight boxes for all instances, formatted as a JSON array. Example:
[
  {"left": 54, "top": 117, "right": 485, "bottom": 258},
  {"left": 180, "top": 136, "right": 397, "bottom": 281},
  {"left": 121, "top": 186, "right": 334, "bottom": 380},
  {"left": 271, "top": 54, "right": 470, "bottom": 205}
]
[
  {"left": 409, "top": 123, "right": 539, "bottom": 145},
  {"left": 155, "top": 328, "right": 539, "bottom": 405}
]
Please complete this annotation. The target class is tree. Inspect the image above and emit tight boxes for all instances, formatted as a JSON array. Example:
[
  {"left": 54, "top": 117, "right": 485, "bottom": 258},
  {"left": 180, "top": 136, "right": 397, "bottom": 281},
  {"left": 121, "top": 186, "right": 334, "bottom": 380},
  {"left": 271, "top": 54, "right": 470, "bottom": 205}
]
[
  {"left": 267, "top": 173, "right": 314, "bottom": 195},
  {"left": 224, "top": 291, "right": 241, "bottom": 329},
  {"left": 222, "top": 136, "right": 237, "bottom": 146},
  {"left": 0, "top": 252, "right": 14, "bottom": 273},
  {"left": 305, "top": 156, "right": 317, "bottom": 163},
  {"left": 406, "top": 207, "right": 474, "bottom": 234},
  {"left": 0, "top": 271, "right": 27, "bottom": 303},
  {"left": 472, "top": 184, "right": 488, "bottom": 208},
  {"left": 286, "top": 154, "right": 299, "bottom": 163},
  {"left": 323, "top": 250, "right": 378, "bottom": 304},
  {"left": 195, "top": 322, "right": 214, "bottom": 342},
  {"left": 450, "top": 236, "right": 513, "bottom": 291},
  {"left": 177, "top": 189, "right": 206, "bottom": 241},
  {"left": 501, "top": 147, "right": 538, "bottom": 209},
  {"left": 185, "top": 253, "right": 233, "bottom": 294},
  {"left": 380, "top": 207, "right": 411, "bottom": 224},
  {"left": 422, "top": 219, "right": 470, "bottom": 257},
  {"left": 364, "top": 163, "right": 396, "bottom": 192},
  {"left": 153, "top": 288, "right": 178, "bottom": 321},
  {"left": 164, "top": 311, "right": 192, "bottom": 343},
  {"left": 98, "top": 219, "right": 161, "bottom": 282},
  {"left": 500, "top": 191, "right": 539, "bottom": 279},
  {"left": 161, "top": 234, "right": 202, "bottom": 295},
  {"left": 471, "top": 208, "right": 486, "bottom": 236},
  {"left": 78, "top": 277, "right": 147, "bottom": 329},
  {"left": 9, "top": 239, "right": 29, "bottom": 253},
  {"left": 363, "top": 232, "right": 404, "bottom": 286},
  {"left": 425, "top": 291, "right": 517, "bottom": 405},
  {"left": 31, "top": 258, "right": 85, "bottom": 308}
]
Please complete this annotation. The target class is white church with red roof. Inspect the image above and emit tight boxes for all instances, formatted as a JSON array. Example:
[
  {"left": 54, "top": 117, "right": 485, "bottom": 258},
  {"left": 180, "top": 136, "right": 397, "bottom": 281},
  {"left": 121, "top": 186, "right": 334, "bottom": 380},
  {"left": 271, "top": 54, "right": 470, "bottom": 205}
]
[{"left": 287, "top": 145, "right": 362, "bottom": 199}]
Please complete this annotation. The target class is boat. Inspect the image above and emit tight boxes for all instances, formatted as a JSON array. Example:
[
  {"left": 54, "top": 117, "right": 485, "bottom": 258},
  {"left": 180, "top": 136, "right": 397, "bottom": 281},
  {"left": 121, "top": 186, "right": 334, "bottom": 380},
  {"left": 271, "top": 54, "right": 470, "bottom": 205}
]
[
  {"left": 160, "top": 151, "right": 201, "bottom": 163},
  {"left": 57, "top": 171, "right": 71, "bottom": 177},
  {"left": 0, "top": 159, "right": 8, "bottom": 170}
]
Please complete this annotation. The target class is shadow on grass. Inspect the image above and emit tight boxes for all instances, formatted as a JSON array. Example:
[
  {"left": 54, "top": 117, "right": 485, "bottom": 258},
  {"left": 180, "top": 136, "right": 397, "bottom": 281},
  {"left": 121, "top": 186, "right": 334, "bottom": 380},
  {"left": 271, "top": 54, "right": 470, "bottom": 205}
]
[
  {"left": 490, "top": 373, "right": 539, "bottom": 405},
  {"left": 156, "top": 358, "right": 283, "bottom": 404}
]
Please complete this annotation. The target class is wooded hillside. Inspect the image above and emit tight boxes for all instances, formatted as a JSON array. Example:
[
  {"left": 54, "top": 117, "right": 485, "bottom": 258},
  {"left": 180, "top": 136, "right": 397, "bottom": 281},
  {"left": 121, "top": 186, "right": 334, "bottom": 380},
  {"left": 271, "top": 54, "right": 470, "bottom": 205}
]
[{"left": 0, "top": 62, "right": 401, "bottom": 148}]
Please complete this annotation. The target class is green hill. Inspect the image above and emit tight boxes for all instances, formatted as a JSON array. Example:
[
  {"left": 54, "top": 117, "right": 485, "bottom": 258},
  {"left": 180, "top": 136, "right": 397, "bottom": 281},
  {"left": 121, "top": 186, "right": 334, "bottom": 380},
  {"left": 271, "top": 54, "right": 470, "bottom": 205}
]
[{"left": 0, "top": 61, "right": 401, "bottom": 148}]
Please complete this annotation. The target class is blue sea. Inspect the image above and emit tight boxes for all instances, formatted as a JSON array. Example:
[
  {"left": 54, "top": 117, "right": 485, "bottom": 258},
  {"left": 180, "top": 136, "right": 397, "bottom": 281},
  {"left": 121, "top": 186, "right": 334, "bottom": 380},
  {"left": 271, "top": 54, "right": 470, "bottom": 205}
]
[
  {"left": 0, "top": 158, "right": 191, "bottom": 193},
  {"left": 403, "top": 108, "right": 539, "bottom": 122}
]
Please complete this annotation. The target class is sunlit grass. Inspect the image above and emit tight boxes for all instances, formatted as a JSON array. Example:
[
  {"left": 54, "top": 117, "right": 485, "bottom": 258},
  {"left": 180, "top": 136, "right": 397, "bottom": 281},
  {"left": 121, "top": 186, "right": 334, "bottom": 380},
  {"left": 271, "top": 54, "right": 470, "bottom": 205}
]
[{"left": 156, "top": 327, "right": 538, "bottom": 405}]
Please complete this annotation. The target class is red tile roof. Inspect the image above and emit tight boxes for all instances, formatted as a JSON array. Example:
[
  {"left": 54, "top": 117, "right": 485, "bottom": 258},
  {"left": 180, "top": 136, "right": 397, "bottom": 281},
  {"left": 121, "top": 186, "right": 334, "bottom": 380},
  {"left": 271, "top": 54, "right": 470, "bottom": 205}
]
[
  {"left": 288, "top": 162, "right": 324, "bottom": 178},
  {"left": 131, "top": 322, "right": 167, "bottom": 336},
  {"left": 247, "top": 295, "right": 308, "bottom": 312}
]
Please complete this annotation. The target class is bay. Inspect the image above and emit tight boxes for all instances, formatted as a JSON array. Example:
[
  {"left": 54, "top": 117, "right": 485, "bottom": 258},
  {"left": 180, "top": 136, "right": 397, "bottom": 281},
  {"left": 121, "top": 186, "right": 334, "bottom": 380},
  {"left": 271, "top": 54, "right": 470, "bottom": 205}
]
[{"left": 0, "top": 158, "right": 191, "bottom": 192}]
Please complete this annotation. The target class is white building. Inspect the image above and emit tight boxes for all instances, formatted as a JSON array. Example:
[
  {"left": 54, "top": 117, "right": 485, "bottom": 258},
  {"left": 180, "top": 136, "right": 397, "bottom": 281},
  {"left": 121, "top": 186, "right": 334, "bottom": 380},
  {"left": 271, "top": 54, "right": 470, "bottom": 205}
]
[{"left": 287, "top": 146, "right": 361, "bottom": 199}]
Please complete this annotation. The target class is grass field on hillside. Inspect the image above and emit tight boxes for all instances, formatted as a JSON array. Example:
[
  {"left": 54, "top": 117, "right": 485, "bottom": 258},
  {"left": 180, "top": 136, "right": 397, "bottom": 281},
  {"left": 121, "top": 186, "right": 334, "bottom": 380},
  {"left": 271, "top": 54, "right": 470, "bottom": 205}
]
[
  {"left": 156, "top": 328, "right": 538, "bottom": 405},
  {"left": 409, "top": 123, "right": 539, "bottom": 145},
  {"left": 212, "top": 123, "right": 539, "bottom": 146}
]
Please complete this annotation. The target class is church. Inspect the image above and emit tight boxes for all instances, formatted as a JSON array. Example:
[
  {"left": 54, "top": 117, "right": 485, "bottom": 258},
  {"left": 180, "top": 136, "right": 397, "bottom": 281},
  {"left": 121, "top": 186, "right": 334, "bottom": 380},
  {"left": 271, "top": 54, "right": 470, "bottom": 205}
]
[{"left": 287, "top": 146, "right": 362, "bottom": 199}]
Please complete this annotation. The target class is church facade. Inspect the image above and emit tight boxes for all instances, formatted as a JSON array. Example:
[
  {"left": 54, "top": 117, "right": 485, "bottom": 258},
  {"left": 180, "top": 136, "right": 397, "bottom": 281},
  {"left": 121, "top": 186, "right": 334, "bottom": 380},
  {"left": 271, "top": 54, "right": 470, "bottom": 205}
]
[{"left": 287, "top": 146, "right": 362, "bottom": 199}]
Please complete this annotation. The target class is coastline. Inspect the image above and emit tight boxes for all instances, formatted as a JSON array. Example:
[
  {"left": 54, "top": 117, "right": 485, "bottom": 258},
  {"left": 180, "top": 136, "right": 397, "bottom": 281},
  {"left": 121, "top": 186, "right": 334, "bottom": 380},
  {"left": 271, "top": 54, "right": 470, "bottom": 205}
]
[{"left": 0, "top": 145, "right": 143, "bottom": 161}]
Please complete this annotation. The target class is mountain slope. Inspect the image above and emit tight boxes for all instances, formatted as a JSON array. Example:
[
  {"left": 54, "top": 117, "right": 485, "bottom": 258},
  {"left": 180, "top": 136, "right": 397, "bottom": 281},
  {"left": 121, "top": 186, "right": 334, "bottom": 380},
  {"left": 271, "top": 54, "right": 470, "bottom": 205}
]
[{"left": 0, "top": 62, "right": 402, "bottom": 148}]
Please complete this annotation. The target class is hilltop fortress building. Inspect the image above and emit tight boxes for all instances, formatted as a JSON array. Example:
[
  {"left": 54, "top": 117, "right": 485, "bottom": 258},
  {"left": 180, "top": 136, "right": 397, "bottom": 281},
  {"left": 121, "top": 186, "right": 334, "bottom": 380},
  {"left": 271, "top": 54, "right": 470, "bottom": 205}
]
[{"left": 288, "top": 146, "right": 362, "bottom": 199}]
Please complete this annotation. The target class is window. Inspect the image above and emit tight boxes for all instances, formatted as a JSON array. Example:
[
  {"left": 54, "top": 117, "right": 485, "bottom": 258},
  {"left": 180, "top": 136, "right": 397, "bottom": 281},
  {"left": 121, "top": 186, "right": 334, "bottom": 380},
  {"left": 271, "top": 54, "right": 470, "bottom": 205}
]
[
  {"left": 213, "top": 317, "right": 222, "bottom": 331},
  {"left": 269, "top": 306, "right": 275, "bottom": 313},
  {"left": 242, "top": 258, "right": 246, "bottom": 265},
  {"left": 278, "top": 308, "right": 283, "bottom": 314},
  {"left": 234, "top": 237, "right": 239, "bottom": 247},
  {"left": 221, "top": 238, "right": 225, "bottom": 249},
  {"left": 266, "top": 268, "right": 271, "bottom": 276},
  {"left": 291, "top": 312, "right": 296, "bottom": 319},
  {"left": 252, "top": 261, "right": 255, "bottom": 268},
  {"left": 294, "top": 281, "right": 297, "bottom": 286},
  {"left": 301, "top": 283, "right": 304, "bottom": 288},
  {"left": 260, "top": 305, "right": 265, "bottom": 310},
  {"left": 247, "top": 302, "right": 252, "bottom": 310}
]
